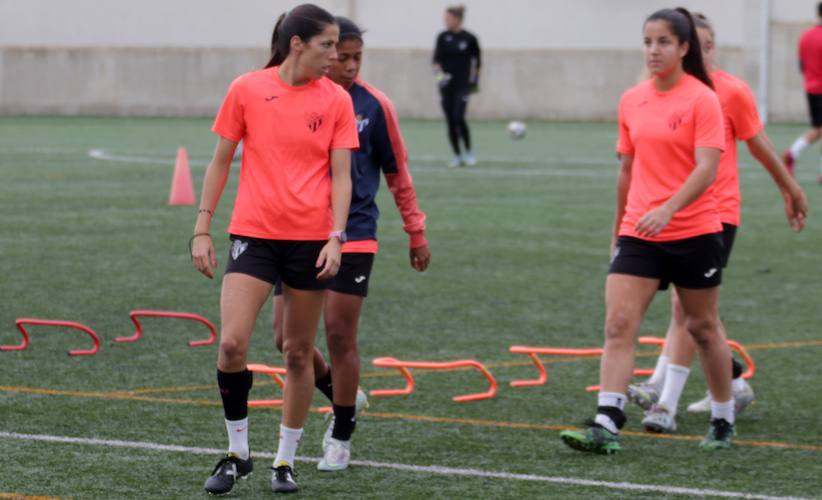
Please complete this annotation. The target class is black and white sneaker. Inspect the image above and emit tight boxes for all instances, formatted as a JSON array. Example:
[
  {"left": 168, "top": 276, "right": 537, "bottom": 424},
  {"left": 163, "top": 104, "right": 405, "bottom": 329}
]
[
  {"left": 204, "top": 453, "right": 253, "bottom": 495},
  {"left": 271, "top": 462, "right": 298, "bottom": 493}
]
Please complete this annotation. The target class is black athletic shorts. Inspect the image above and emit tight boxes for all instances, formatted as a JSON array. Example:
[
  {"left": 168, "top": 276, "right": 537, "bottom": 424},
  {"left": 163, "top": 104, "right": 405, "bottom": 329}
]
[
  {"left": 719, "top": 223, "right": 737, "bottom": 268},
  {"left": 274, "top": 252, "right": 375, "bottom": 297},
  {"left": 609, "top": 232, "right": 724, "bottom": 290},
  {"left": 807, "top": 93, "right": 822, "bottom": 127},
  {"left": 224, "top": 235, "right": 327, "bottom": 291}
]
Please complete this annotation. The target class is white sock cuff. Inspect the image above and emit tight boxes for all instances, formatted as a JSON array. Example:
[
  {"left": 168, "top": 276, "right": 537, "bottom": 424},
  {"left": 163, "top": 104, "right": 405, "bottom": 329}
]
[
  {"left": 790, "top": 137, "right": 809, "bottom": 158},
  {"left": 598, "top": 392, "right": 626, "bottom": 411},
  {"left": 667, "top": 364, "right": 691, "bottom": 376},
  {"left": 226, "top": 417, "right": 249, "bottom": 428},
  {"left": 279, "top": 424, "right": 303, "bottom": 437},
  {"left": 710, "top": 399, "right": 735, "bottom": 424}
]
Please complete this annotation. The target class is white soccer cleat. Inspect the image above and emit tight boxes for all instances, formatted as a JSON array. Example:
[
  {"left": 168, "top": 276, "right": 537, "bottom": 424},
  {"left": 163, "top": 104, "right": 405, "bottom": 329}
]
[
  {"left": 448, "top": 156, "right": 462, "bottom": 168},
  {"left": 641, "top": 404, "right": 677, "bottom": 433},
  {"left": 322, "top": 388, "right": 369, "bottom": 452},
  {"left": 627, "top": 382, "right": 660, "bottom": 411},
  {"left": 317, "top": 438, "right": 351, "bottom": 472},
  {"left": 687, "top": 392, "right": 712, "bottom": 413},
  {"left": 732, "top": 379, "right": 755, "bottom": 414},
  {"left": 461, "top": 151, "right": 477, "bottom": 166},
  {"left": 686, "top": 379, "right": 755, "bottom": 415}
]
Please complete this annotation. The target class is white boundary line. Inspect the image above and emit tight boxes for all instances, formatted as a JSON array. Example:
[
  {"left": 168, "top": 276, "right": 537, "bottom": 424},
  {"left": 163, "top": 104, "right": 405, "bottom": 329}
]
[{"left": 0, "top": 431, "right": 808, "bottom": 500}]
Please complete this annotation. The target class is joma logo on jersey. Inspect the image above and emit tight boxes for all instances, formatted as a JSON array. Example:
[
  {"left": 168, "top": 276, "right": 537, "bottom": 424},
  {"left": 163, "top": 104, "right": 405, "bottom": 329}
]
[
  {"left": 305, "top": 112, "right": 324, "bottom": 132},
  {"left": 356, "top": 114, "right": 370, "bottom": 133}
]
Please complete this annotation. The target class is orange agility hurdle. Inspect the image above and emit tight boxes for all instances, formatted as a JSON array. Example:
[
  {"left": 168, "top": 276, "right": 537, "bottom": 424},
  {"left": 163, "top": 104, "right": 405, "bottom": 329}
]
[
  {"left": 116, "top": 310, "right": 217, "bottom": 347},
  {"left": 369, "top": 357, "right": 497, "bottom": 402},
  {"left": 246, "top": 363, "right": 286, "bottom": 407},
  {"left": 508, "top": 346, "right": 604, "bottom": 387},
  {"left": 1, "top": 318, "right": 100, "bottom": 356},
  {"left": 585, "top": 336, "right": 756, "bottom": 391}
]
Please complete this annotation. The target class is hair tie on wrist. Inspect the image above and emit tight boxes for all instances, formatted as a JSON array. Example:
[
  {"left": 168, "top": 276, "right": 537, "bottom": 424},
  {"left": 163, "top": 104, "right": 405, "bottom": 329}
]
[{"left": 189, "top": 233, "right": 212, "bottom": 258}]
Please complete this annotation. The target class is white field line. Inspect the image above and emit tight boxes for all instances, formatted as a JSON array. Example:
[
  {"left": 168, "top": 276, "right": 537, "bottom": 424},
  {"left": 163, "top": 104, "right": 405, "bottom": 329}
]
[
  {"left": 0, "top": 431, "right": 808, "bottom": 500},
  {"left": 86, "top": 148, "right": 798, "bottom": 182}
]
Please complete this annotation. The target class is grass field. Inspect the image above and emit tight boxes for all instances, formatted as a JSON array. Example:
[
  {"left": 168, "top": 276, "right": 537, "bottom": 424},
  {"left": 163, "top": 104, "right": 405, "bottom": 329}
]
[{"left": 1, "top": 116, "right": 821, "bottom": 499}]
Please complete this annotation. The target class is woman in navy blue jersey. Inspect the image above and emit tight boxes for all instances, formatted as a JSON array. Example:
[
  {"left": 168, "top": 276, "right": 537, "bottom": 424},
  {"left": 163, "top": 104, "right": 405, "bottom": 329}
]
[
  {"left": 433, "top": 5, "right": 481, "bottom": 168},
  {"left": 272, "top": 16, "right": 431, "bottom": 473}
]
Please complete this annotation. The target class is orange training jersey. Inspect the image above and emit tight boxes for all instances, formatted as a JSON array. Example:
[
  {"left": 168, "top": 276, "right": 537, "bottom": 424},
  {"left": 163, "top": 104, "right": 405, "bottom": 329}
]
[
  {"left": 616, "top": 74, "right": 725, "bottom": 241},
  {"left": 711, "top": 70, "right": 763, "bottom": 226},
  {"left": 212, "top": 68, "right": 359, "bottom": 240}
]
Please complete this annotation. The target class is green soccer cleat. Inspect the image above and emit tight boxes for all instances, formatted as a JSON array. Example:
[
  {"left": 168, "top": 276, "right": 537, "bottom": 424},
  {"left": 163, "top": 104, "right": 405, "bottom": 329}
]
[
  {"left": 560, "top": 424, "right": 621, "bottom": 455},
  {"left": 700, "top": 418, "right": 735, "bottom": 450}
]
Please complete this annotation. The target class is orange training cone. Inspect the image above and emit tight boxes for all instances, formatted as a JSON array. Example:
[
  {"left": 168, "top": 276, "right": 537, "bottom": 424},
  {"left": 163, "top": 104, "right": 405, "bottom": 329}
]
[{"left": 168, "top": 146, "right": 195, "bottom": 205}]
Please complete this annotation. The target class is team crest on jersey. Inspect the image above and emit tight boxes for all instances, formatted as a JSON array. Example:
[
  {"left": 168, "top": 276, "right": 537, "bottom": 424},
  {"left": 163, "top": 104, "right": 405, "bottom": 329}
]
[
  {"left": 356, "top": 114, "right": 370, "bottom": 133},
  {"left": 458, "top": 41, "right": 468, "bottom": 51},
  {"left": 668, "top": 111, "right": 686, "bottom": 131},
  {"left": 305, "top": 112, "right": 324, "bottom": 132}
]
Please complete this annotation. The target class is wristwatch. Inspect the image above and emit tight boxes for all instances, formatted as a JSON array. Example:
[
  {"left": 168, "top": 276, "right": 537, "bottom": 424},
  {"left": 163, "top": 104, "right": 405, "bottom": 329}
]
[{"left": 329, "top": 230, "right": 347, "bottom": 243}]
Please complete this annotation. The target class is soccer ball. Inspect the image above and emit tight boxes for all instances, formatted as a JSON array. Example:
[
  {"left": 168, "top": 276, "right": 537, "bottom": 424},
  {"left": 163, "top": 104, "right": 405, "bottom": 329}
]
[{"left": 507, "top": 121, "right": 527, "bottom": 140}]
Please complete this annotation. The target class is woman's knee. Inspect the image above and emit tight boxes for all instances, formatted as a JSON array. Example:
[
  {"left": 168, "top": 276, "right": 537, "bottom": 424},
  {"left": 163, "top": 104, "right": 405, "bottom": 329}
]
[
  {"left": 684, "top": 315, "right": 720, "bottom": 347},
  {"left": 326, "top": 318, "right": 357, "bottom": 356},
  {"left": 282, "top": 339, "right": 314, "bottom": 372},
  {"left": 219, "top": 335, "right": 249, "bottom": 363},
  {"left": 603, "top": 310, "right": 637, "bottom": 346}
]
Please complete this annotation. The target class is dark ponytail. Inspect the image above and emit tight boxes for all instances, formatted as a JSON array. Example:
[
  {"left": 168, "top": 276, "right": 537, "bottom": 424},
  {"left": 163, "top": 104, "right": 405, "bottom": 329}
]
[
  {"left": 645, "top": 7, "right": 713, "bottom": 89},
  {"left": 266, "top": 13, "right": 288, "bottom": 68},
  {"left": 264, "top": 4, "right": 336, "bottom": 69}
]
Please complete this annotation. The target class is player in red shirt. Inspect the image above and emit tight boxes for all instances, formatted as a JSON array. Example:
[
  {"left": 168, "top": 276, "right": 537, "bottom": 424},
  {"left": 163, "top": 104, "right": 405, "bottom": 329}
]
[
  {"left": 190, "top": 5, "right": 358, "bottom": 495},
  {"left": 628, "top": 13, "right": 808, "bottom": 434},
  {"left": 560, "top": 8, "right": 735, "bottom": 454},
  {"left": 783, "top": 1, "right": 822, "bottom": 182}
]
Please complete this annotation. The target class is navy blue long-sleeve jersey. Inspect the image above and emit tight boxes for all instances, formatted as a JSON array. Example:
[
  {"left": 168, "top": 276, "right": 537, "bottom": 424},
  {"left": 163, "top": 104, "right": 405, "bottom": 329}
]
[{"left": 344, "top": 79, "right": 427, "bottom": 250}]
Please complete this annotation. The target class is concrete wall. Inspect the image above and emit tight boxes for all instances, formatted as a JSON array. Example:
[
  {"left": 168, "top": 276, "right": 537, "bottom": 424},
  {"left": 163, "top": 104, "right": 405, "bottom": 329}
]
[{"left": 0, "top": 0, "right": 818, "bottom": 121}]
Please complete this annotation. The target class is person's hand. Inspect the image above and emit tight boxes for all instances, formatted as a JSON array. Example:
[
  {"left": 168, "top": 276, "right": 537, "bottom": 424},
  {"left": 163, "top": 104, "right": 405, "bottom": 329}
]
[
  {"left": 316, "top": 238, "right": 342, "bottom": 280},
  {"left": 410, "top": 245, "right": 431, "bottom": 272},
  {"left": 635, "top": 205, "right": 674, "bottom": 238},
  {"left": 435, "top": 71, "right": 451, "bottom": 89},
  {"left": 191, "top": 234, "right": 217, "bottom": 279},
  {"left": 782, "top": 186, "right": 808, "bottom": 232}
]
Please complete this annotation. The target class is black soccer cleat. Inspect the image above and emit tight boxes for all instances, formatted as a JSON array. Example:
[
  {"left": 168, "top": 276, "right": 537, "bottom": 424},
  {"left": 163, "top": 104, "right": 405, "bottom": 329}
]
[
  {"left": 204, "top": 453, "right": 253, "bottom": 495},
  {"left": 271, "top": 462, "right": 299, "bottom": 494}
]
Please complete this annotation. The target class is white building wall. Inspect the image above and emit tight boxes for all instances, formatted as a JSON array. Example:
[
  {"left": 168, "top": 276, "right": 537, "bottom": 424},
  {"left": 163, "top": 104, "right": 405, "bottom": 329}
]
[{"left": 0, "top": 0, "right": 818, "bottom": 120}]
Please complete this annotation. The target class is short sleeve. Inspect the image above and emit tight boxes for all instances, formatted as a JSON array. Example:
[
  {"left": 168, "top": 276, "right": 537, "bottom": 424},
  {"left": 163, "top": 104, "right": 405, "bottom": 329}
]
[
  {"left": 330, "top": 90, "right": 359, "bottom": 150},
  {"left": 729, "top": 82, "right": 763, "bottom": 141},
  {"left": 211, "top": 77, "right": 245, "bottom": 142},
  {"left": 616, "top": 94, "right": 634, "bottom": 156},
  {"left": 693, "top": 91, "right": 725, "bottom": 151}
]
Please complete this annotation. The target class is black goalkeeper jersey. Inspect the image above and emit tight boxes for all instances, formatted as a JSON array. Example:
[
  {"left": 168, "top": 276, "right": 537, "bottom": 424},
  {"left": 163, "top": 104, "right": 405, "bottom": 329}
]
[{"left": 432, "top": 30, "right": 481, "bottom": 90}]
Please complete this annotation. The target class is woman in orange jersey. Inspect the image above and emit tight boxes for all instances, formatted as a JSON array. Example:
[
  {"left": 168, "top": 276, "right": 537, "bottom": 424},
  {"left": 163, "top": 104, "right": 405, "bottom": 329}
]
[
  {"left": 190, "top": 4, "right": 358, "bottom": 495},
  {"left": 628, "top": 13, "right": 807, "bottom": 433},
  {"left": 560, "top": 7, "right": 735, "bottom": 454}
]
